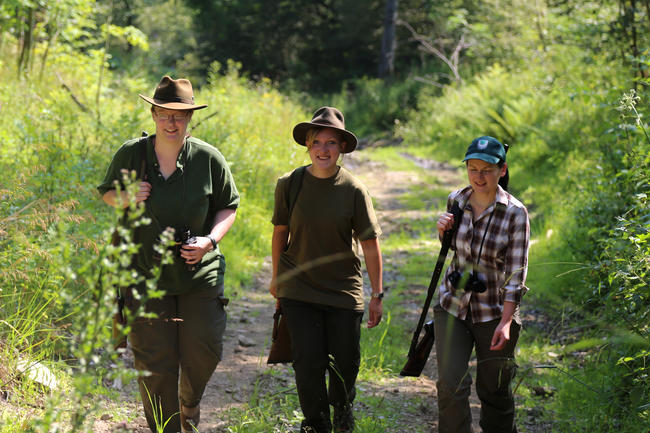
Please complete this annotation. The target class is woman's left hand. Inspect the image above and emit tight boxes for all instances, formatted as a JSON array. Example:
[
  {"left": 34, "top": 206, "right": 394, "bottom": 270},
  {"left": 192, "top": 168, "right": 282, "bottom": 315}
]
[
  {"left": 367, "top": 298, "right": 383, "bottom": 328},
  {"left": 490, "top": 320, "right": 511, "bottom": 351},
  {"left": 180, "top": 236, "right": 212, "bottom": 264}
]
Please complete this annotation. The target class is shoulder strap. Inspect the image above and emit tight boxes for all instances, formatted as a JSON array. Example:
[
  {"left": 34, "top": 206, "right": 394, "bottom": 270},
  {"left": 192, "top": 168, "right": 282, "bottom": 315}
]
[
  {"left": 136, "top": 132, "right": 148, "bottom": 180},
  {"left": 281, "top": 166, "right": 306, "bottom": 252},
  {"left": 119, "top": 133, "right": 149, "bottom": 226},
  {"left": 286, "top": 165, "right": 306, "bottom": 225}
]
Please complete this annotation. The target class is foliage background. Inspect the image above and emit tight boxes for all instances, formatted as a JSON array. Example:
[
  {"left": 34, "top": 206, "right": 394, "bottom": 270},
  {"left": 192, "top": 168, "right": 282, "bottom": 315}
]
[{"left": 0, "top": 0, "right": 648, "bottom": 431}]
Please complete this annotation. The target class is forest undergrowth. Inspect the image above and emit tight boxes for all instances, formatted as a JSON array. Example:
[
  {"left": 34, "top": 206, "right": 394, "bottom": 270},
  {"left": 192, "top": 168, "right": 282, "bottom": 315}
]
[{"left": 0, "top": 9, "right": 649, "bottom": 430}]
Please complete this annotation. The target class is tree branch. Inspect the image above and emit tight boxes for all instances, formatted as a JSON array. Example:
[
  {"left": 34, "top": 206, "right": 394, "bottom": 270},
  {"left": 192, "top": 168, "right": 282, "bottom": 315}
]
[
  {"left": 191, "top": 110, "right": 220, "bottom": 130},
  {"left": 56, "top": 72, "right": 90, "bottom": 113},
  {"left": 412, "top": 76, "right": 445, "bottom": 88},
  {"left": 397, "top": 18, "right": 464, "bottom": 82}
]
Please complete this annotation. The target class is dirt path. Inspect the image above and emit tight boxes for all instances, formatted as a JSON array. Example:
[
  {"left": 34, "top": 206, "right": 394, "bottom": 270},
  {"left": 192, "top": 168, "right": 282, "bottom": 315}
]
[
  {"left": 96, "top": 147, "right": 485, "bottom": 433},
  {"left": 343, "top": 150, "right": 482, "bottom": 432}
]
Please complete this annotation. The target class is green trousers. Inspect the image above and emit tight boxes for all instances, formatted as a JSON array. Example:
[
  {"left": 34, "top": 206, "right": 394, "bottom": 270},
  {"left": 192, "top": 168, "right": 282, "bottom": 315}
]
[
  {"left": 433, "top": 304, "right": 520, "bottom": 433},
  {"left": 128, "top": 287, "right": 227, "bottom": 433}
]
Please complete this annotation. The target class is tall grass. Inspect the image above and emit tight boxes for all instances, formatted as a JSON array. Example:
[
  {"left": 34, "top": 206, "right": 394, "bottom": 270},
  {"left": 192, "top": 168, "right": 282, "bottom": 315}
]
[
  {"left": 396, "top": 47, "right": 649, "bottom": 431},
  {"left": 0, "top": 45, "right": 307, "bottom": 430}
]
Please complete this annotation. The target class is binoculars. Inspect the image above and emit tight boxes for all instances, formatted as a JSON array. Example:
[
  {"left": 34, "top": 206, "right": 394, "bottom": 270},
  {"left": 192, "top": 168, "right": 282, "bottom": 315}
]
[
  {"left": 152, "top": 227, "right": 198, "bottom": 271},
  {"left": 447, "top": 270, "right": 487, "bottom": 293}
]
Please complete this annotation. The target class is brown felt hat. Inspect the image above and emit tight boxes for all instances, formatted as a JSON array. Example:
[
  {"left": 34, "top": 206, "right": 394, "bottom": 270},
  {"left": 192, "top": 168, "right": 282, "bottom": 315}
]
[
  {"left": 139, "top": 76, "right": 207, "bottom": 110},
  {"left": 293, "top": 106, "right": 357, "bottom": 153}
]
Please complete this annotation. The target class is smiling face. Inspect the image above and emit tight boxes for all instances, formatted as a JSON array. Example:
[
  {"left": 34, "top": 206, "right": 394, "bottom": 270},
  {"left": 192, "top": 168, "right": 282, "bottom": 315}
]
[
  {"left": 306, "top": 127, "right": 345, "bottom": 178},
  {"left": 152, "top": 107, "right": 192, "bottom": 145},
  {"left": 466, "top": 158, "right": 507, "bottom": 196}
]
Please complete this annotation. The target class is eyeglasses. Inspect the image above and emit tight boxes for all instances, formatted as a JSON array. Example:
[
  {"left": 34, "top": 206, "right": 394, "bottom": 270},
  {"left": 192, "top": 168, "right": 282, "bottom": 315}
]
[{"left": 155, "top": 111, "right": 189, "bottom": 122}]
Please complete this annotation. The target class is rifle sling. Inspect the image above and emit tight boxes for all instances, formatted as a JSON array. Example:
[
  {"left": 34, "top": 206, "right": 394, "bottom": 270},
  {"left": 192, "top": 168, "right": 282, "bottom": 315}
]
[{"left": 407, "top": 201, "right": 462, "bottom": 357}]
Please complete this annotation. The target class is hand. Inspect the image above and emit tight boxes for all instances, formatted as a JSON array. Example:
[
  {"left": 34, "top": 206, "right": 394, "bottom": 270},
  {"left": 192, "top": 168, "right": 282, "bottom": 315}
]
[
  {"left": 490, "top": 320, "right": 512, "bottom": 351},
  {"left": 135, "top": 181, "right": 152, "bottom": 203},
  {"left": 436, "top": 212, "right": 454, "bottom": 237},
  {"left": 367, "top": 298, "right": 383, "bottom": 328},
  {"left": 180, "top": 236, "right": 212, "bottom": 264},
  {"left": 269, "top": 276, "right": 278, "bottom": 298}
]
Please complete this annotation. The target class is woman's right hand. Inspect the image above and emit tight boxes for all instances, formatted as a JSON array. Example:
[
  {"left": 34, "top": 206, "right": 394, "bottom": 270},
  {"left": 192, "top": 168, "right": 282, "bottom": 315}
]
[
  {"left": 436, "top": 212, "right": 454, "bottom": 237},
  {"left": 135, "top": 181, "right": 152, "bottom": 203},
  {"left": 102, "top": 181, "right": 152, "bottom": 208},
  {"left": 269, "top": 276, "right": 278, "bottom": 298}
]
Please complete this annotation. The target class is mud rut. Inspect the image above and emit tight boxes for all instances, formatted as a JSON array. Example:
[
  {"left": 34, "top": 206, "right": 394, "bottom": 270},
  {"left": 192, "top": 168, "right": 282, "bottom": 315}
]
[{"left": 96, "top": 148, "right": 485, "bottom": 433}]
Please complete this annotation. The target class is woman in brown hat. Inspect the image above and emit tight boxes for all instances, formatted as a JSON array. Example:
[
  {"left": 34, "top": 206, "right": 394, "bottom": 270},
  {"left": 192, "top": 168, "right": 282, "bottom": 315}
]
[
  {"left": 98, "top": 76, "right": 239, "bottom": 433},
  {"left": 269, "top": 107, "right": 384, "bottom": 433}
]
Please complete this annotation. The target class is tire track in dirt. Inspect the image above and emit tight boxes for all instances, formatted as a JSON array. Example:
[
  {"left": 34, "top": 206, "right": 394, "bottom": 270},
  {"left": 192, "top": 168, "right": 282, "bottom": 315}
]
[
  {"left": 96, "top": 146, "right": 478, "bottom": 433},
  {"left": 343, "top": 149, "right": 483, "bottom": 432}
]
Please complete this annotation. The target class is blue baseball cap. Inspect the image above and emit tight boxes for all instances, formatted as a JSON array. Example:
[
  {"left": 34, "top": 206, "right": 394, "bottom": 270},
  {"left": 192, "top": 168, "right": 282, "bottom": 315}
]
[{"left": 463, "top": 136, "right": 506, "bottom": 164}]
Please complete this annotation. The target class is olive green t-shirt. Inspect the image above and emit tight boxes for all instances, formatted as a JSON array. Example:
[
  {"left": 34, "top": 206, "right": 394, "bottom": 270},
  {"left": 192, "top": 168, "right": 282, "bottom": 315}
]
[
  {"left": 272, "top": 166, "right": 381, "bottom": 311},
  {"left": 97, "top": 135, "right": 240, "bottom": 295}
]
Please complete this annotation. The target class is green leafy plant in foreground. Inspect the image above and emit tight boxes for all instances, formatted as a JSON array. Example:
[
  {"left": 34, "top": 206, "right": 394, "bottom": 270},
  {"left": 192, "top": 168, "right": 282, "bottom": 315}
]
[{"left": 16, "top": 175, "right": 176, "bottom": 433}]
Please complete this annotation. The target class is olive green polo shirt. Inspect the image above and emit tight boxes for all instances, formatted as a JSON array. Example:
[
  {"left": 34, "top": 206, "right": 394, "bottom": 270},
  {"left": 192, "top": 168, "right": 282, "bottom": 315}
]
[
  {"left": 98, "top": 135, "right": 239, "bottom": 295},
  {"left": 272, "top": 166, "right": 381, "bottom": 311}
]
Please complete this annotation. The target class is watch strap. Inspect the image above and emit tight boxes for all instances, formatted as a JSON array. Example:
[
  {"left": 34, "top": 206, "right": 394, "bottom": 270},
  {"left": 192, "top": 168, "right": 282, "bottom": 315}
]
[{"left": 207, "top": 234, "right": 217, "bottom": 251}]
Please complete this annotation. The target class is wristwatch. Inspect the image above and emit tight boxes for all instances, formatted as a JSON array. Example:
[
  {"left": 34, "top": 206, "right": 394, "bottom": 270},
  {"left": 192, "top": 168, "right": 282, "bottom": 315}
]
[
  {"left": 371, "top": 292, "right": 384, "bottom": 299},
  {"left": 207, "top": 234, "right": 217, "bottom": 251}
]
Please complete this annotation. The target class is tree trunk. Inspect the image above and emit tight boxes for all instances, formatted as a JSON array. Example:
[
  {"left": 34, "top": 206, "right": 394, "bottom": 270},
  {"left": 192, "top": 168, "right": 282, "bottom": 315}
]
[
  {"left": 17, "top": 7, "right": 35, "bottom": 77},
  {"left": 378, "top": 0, "right": 398, "bottom": 78},
  {"left": 39, "top": 9, "right": 61, "bottom": 79},
  {"left": 96, "top": 0, "right": 114, "bottom": 129}
]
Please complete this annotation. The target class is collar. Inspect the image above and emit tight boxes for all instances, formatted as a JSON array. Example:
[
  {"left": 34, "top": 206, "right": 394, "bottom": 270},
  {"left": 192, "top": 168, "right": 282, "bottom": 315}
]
[
  {"left": 149, "top": 134, "right": 188, "bottom": 173},
  {"left": 454, "top": 184, "right": 508, "bottom": 210},
  {"left": 495, "top": 185, "right": 508, "bottom": 207}
]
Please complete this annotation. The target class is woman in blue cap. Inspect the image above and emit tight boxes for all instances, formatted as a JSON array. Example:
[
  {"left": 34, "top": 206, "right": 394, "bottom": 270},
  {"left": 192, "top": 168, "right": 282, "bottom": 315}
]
[{"left": 434, "top": 136, "right": 530, "bottom": 433}]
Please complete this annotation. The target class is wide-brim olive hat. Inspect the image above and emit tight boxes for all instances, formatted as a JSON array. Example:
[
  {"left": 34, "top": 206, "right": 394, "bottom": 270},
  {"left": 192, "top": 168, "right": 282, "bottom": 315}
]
[
  {"left": 139, "top": 75, "right": 207, "bottom": 110},
  {"left": 463, "top": 136, "right": 506, "bottom": 164},
  {"left": 293, "top": 106, "right": 358, "bottom": 153}
]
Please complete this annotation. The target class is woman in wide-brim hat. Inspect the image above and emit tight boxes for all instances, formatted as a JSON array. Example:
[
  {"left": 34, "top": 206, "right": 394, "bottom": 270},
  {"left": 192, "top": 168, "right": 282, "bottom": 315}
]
[
  {"left": 98, "top": 76, "right": 239, "bottom": 433},
  {"left": 269, "top": 107, "right": 384, "bottom": 433}
]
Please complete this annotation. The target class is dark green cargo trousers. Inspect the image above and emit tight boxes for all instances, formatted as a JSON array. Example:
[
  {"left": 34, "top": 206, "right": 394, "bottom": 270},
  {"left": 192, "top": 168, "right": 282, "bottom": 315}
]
[
  {"left": 280, "top": 298, "right": 363, "bottom": 433},
  {"left": 129, "top": 286, "right": 227, "bottom": 433},
  {"left": 433, "top": 304, "right": 520, "bottom": 433}
]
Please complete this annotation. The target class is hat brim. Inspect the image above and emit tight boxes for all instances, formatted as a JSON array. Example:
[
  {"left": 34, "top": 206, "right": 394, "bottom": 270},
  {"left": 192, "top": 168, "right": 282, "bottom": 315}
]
[
  {"left": 292, "top": 122, "right": 358, "bottom": 153},
  {"left": 462, "top": 153, "right": 502, "bottom": 164},
  {"left": 139, "top": 94, "right": 207, "bottom": 110}
]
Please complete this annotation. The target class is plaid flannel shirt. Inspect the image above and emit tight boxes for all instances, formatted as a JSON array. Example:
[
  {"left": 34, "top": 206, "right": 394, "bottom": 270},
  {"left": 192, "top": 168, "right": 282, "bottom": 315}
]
[{"left": 438, "top": 185, "right": 530, "bottom": 323}]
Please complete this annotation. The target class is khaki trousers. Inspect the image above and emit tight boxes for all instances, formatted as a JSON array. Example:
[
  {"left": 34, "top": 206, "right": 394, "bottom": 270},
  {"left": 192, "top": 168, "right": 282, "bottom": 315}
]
[
  {"left": 433, "top": 304, "right": 520, "bottom": 433},
  {"left": 129, "top": 287, "right": 227, "bottom": 433}
]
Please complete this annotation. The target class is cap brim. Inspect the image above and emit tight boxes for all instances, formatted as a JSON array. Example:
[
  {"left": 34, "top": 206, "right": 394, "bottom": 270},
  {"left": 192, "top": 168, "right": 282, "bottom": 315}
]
[
  {"left": 292, "top": 122, "right": 357, "bottom": 153},
  {"left": 462, "top": 153, "right": 501, "bottom": 164},
  {"left": 139, "top": 94, "right": 207, "bottom": 110}
]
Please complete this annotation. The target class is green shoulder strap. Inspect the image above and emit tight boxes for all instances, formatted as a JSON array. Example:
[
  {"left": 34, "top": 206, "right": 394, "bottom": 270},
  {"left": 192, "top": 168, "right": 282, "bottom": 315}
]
[
  {"left": 282, "top": 166, "right": 306, "bottom": 251},
  {"left": 136, "top": 132, "right": 148, "bottom": 180},
  {"left": 116, "top": 133, "right": 149, "bottom": 229},
  {"left": 286, "top": 165, "right": 306, "bottom": 224}
]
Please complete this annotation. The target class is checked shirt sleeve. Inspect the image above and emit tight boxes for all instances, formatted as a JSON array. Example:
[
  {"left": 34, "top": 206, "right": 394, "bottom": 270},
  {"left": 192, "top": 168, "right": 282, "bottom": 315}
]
[{"left": 502, "top": 205, "right": 530, "bottom": 304}]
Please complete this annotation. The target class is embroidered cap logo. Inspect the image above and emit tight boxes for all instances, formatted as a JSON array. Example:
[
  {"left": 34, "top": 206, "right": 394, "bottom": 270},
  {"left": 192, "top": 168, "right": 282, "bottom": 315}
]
[{"left": 477, "top": 139, "right": 489, "bottom": 149}]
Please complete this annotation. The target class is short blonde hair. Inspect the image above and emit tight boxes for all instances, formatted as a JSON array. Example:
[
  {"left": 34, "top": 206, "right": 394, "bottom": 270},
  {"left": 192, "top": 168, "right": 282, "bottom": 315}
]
[{"left": 305, "top": 127, "right": 345, "bottom": 152}]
